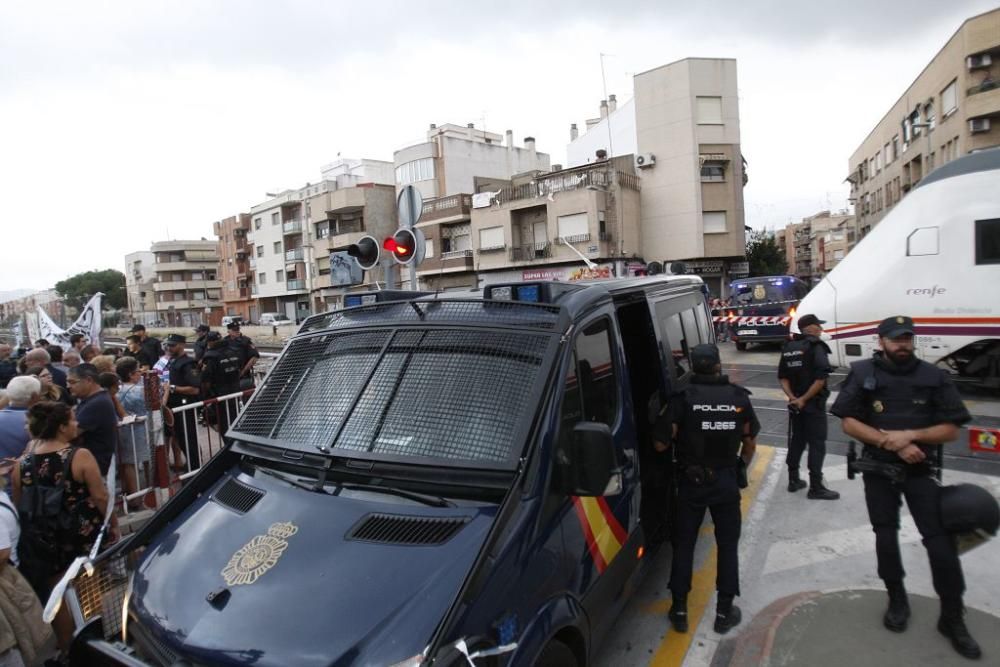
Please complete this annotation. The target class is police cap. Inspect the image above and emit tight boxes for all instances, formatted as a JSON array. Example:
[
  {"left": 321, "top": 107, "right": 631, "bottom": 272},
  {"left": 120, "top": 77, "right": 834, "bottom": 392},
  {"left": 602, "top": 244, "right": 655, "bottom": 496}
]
[
  {"left": 206, "top": 331, "right": 223, "bottom": 343},
  {"left": 195, "top": 324, "right": 210, "bottom": 333},
  {"left": 165, "top": 333, "right": 186, "bottom": 345},
  {"left": 877, "top": 315, "right": 915, "bottom": 339},
  {"left": 690, "top": 343, "right": 721, "bottom": 373},
  {"left": 129, "top": 324, "right": 146, "bottom": 333},
  {"left": 797, "top": 313, "right": 826, "bottom": 329},
  {"left": 227, "top": 321, "right": 241, "bottom": 331}
]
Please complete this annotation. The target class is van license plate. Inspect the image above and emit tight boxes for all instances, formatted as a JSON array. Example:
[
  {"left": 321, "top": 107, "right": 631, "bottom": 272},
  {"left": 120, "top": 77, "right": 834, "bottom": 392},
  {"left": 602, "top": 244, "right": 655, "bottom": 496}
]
[{"left": 737, "top": 329, "right": 758, "bottom": 335}]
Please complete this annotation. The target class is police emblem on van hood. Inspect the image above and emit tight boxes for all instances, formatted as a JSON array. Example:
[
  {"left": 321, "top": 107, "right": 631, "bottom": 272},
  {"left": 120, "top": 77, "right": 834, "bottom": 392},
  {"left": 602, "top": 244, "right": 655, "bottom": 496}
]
[
  {"left": 221, "top": 522, "right": 298, "bottom": 586},
  {"left": 129, "top": 469, "right": 496, "bottom": 666}
]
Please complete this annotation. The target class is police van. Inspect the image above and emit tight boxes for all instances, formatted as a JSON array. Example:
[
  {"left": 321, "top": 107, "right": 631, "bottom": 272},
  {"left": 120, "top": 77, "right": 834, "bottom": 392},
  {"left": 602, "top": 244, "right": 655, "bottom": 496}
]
[
  {"left": 728, "top": 275, "right": 809, "bottom": 350},
  {"left": 66, "top": 276, "right": 716, "bottom": 667}
]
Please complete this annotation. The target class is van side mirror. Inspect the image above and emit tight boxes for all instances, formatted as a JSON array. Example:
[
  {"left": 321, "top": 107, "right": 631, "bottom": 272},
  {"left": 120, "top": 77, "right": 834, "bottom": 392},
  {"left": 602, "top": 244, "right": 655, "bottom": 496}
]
[{"left": 560, "top": 422, "right": 621, "bottom": 496}]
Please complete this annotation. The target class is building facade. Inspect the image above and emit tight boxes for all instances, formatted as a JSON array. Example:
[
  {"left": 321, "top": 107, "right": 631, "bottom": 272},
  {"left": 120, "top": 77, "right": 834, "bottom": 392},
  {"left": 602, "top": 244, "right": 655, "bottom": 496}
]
[
  {"left": 781, "top": 211, "right": 856, "bottom": 283},
  {"left": 393, "top": 123, "right": 551, "bottom": 201},
  {"left": 567, "top": 58, "right": 749, "bottom": 297},
  {"left": 848, "top": 8, "right": 1000, "bottom": 237},
  {"left": 416, "top": 158, "right": 642, "bottom": 291},
  {"left": 214, "top": 214, "right": 255, "bottom": 323},
  {"left": 310, "top": 183, "right": 398, "bottom": 311},
  {"left": 124, "top": 251, "right": 157, "bottom": 325},
  {"left": 151, "top": 240, "right": 223, "bottom": 327}
]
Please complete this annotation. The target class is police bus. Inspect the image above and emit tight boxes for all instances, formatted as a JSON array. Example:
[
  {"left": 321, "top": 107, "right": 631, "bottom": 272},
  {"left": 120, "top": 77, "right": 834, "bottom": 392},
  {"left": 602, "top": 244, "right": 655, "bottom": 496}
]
[
  {"left": 727, "top": 275, "right": 809, "bottom": 350},
  {"left": 63, "top": 276, "right": 717, "bottom": 667}
]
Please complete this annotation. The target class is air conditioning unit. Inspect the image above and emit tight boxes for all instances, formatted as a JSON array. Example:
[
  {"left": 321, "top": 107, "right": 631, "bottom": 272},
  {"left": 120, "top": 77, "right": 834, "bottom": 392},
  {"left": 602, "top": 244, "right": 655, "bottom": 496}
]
[
  {"left": 967, "top": 54, "right": 993, "bottom": 69},
  {"left": 969, "top": 118, "right": 992, "bottom": 133},
  {"left": 635, "top": 153, "right": 656, "bottom": 169}
]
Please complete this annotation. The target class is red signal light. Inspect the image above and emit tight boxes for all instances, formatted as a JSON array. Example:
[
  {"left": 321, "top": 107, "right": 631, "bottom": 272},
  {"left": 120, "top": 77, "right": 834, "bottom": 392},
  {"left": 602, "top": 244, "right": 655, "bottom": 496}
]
[
  {"left": 383, "top": 237, "right": 398, "bottom": 252},
  {"left": 387, "top": 230, "right": 418, "bottom": 265}
]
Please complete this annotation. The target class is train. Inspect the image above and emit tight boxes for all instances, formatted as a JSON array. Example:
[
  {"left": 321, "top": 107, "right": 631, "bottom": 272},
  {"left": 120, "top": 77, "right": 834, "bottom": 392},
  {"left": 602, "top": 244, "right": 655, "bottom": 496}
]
[{"left": 796, "top": 148, "right": 1000, "bottom": 388}]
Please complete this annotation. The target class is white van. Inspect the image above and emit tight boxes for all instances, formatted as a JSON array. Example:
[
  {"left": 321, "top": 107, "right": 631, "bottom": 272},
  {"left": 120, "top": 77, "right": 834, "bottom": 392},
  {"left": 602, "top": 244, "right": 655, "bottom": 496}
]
[{"left": 260, "top": 312, "right": 293, "bottom": 326}]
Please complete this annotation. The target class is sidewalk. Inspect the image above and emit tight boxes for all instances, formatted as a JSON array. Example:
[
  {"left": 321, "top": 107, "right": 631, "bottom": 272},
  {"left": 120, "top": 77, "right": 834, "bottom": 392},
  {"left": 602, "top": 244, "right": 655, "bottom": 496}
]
[{"left": 723, "top": 589, "right": 1000, "bottom": 666}]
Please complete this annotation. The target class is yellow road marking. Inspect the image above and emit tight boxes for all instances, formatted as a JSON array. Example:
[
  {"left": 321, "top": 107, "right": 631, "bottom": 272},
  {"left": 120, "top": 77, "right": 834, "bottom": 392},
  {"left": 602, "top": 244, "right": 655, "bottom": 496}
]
[{"left": 648, "top": 446, "right": 775, "bottom": 667}]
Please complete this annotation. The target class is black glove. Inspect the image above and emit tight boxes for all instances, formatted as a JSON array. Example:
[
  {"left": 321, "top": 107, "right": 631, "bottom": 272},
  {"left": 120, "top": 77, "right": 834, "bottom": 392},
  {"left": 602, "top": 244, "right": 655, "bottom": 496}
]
[{"left": 736, "top": 458, "right": 748, "bottom": 489}]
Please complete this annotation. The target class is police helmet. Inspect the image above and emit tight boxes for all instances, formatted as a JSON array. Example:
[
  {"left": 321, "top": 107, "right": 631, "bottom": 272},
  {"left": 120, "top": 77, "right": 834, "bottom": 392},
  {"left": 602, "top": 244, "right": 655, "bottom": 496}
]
[{"left": 940, "top": 484, "right": 999, "bottom": 554}]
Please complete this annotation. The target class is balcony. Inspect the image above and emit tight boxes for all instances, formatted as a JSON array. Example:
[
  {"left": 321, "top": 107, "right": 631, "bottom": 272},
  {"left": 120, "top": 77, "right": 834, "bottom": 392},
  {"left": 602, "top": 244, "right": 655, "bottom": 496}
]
[
  {"left": 421, "top": 194, "right": 472, "bottom": 223},
  {"left": 967, "top": 78, "right": 1000, "bottom": 97},
  {"left": 282, "top": 220, "right": 303, "bottom": 235},
  {"left": 510, "top": 243, "right": 552, "bottom": 262},
  {"left": 476, "top": 245, "right": 506, "bottom": 255},
  {"left": 418, "top": 248, "right": 475, "bottom": 273},
  {"left": 286, "top": 279, "right": 307, "bottom": 291},
  {"left": 248, "top": 256, "right": 256, "bottom": 268},
  {"left": 285, "top": 248, "right": 304, "bottom": 262},
  {"left": 251, "top": 285, "right": 258, "bottom": 296},
  {"left": 441, "top": 249, "right": 473, "bottom": 261},
  {"left": 562, "top": 233, "right": 591, "bottom": 244}
]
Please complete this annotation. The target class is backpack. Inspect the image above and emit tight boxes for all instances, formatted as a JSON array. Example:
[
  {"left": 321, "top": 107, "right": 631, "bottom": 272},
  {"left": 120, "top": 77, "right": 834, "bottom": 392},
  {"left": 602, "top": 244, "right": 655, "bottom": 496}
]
[{"left": 16, "top": 448, "right": 78, "bottom": 598}]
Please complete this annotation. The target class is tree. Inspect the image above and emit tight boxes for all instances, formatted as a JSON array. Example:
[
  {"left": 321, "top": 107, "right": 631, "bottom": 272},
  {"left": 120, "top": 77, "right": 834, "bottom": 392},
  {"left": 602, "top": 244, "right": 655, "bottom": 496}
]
[
  {"left": 745, "top": 229, "right": 787, "bottom": 277},
  {"left": 55, "top": 269, "right": 127, "bottom": 310}
]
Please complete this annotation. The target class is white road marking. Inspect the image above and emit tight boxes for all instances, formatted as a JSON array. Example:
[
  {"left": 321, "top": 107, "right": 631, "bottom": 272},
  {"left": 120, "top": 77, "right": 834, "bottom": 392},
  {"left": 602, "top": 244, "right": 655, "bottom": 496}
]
[{"left": 762, "top": 514, "right": 921, "bottom": 576}]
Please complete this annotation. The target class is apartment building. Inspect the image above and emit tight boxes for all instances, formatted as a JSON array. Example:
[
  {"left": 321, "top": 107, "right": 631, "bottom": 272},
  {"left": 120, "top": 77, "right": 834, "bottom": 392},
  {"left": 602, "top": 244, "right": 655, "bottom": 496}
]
[
  {"left": 416, "top": 158, "right": 641, "bottom": 290},
  {"left": 781, "top": 211, "right": 856, "bottom": 283},
  {"left": 151, "top": 240, "right": 223, "bottom": 327},
  {"left": 567, "top": 58, "right": 749, "bottom": 297},
  {"left": 849, "top": 8, "right": 1000, "bottom": 237},
  {"left": 393, "top": 123, "right": 551, "bottom": 200},
  {"left": 248, "top": 183, "right": 332, "bottom": 323},
  {"left": 310, "top": 183, "right": 398, "bottom": 311},
  {"left": 124, "top": 251, "right": 157, "bottom": 325},
  {"left": 214, "top": 214, "right": 255, "bottom": 323},
  {"left": 320, "top": 157, "right": 394, "bottom": 188}
]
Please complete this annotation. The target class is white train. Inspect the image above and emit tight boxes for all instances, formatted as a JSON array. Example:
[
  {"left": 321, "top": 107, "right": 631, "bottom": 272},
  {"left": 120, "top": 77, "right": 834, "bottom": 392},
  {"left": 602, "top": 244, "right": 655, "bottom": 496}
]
[{"left": 796, "top": 148, "right": 1000, "bottom": 388}]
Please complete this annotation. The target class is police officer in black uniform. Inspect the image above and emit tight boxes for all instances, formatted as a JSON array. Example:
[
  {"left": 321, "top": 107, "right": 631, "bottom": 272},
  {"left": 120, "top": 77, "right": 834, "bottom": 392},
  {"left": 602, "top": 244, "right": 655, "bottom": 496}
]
[
  {"left": 193, "top": 324, "right": 210, "bottom": 364},
  {"left": 831, "top": 316, "right": 979, "bottom": 659},
  {"left": 654, "top": 344, "right": 759, "bottom": 636},
  {"left": 164, "top": 334, "right": 202, "bottom": 470},
  {"left": 200, "top": 332, "right": 243, "bottom": 435},
  {"left": 778, "top": 313, "right": 839, "bottom": 499},
  {"left": 225, "top": 322, "right": 260, "bottom": 389}
]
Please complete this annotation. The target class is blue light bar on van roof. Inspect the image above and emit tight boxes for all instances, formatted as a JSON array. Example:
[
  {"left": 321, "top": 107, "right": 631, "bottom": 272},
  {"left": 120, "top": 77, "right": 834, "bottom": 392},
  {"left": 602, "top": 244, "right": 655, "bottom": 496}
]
[{"left": 517, "top": 285, "right": 540, "bottom": 302}]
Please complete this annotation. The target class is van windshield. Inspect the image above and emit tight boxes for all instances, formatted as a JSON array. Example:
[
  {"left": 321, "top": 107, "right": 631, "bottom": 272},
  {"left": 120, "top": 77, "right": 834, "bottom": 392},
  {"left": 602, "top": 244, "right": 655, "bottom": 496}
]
[{"left": 231, "top": 327, "right": 551, "bottom": 468}]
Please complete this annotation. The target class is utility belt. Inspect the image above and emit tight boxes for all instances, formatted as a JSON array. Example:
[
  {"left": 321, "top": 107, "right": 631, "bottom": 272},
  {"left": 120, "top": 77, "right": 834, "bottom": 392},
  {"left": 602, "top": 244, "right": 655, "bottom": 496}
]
[
  {"left": 846, "top": 441, "right": 941, "bottom": 483},
  {"left": 681, "top": 462, "right": 741, "bottom": 486}
]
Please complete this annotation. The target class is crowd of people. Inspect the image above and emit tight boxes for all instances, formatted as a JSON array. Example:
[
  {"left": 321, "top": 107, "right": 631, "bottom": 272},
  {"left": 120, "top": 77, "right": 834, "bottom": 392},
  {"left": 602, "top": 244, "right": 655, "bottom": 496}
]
[{"left": 0, "top": 321, "right": 260, "bottom": 666}]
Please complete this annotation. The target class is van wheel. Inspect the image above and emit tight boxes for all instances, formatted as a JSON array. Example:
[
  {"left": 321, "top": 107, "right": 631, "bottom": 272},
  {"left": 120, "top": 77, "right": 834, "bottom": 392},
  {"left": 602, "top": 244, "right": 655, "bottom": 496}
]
[
  {"left": 536, "top": 640, "right": 577, "bottom": 667},
  {"left": 736, "top": 342, "right": 748, "bottom": 351}
]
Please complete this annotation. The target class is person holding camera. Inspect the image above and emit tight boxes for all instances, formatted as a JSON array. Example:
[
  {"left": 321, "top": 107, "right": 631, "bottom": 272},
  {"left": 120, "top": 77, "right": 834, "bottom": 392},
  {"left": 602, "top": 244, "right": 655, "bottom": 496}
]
[
  {"left": 778, "top": 313, "right": 839, "bottom": 499},
  {"left": 653, "top": 343, "right": 759, "bottom": 636},
  {"left": 831, "top": 315, "right": 979, "bottom": 659}
]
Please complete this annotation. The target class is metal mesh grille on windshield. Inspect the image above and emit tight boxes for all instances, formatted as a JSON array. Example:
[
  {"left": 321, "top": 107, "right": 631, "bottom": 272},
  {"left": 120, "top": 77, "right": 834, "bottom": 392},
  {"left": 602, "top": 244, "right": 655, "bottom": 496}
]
[
  {"left": 232, "top": 331, "right": 391, "bottom": 442},
  {"left": 232, "top": 328, "right": 549, "bottom": 464}
]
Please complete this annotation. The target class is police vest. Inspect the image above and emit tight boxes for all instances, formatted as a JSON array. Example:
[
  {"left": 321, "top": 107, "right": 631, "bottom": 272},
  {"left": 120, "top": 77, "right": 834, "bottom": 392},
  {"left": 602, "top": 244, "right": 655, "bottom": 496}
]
[
  {"left": 204, "top": 348, "right": 242, "bottom": 395},
  {"left": 676, "top": 379, "right": 749, "bottom": 468},
  {"left": 851, "top": 357, "right": 945, "bottom": 462},
  {"left": 779, "top": 336, "right": 830, "bottom": 399}
]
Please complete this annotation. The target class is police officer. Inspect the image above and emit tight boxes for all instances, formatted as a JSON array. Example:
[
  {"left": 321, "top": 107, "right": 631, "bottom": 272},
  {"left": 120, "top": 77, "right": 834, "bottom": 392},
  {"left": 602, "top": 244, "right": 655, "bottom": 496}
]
[
  {"left": 831, "top": 316, "right": 979, "bottom": 659},
  {"left": 200, "top": 332, "right": 243, "bottom": 435},
  {"left": 654, "top": 343, "right": 759, "bottom": 636},
  {"left": 225, "top": 322, "right": 260, "bottom": 389},
  {"left": 164, "top": 334, "right": 202, "bottom": 470},
  {"left": 193, "top": 324, "right": 210, "bottom": 364},
  {"left": 778, "top": 313, "right": 839, "bottom": 499}
]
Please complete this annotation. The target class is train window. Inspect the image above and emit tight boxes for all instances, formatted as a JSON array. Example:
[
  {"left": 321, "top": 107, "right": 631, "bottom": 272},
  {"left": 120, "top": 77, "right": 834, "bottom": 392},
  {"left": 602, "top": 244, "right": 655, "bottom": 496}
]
[
  {"left": 975, "top": 219, "right": 1000, "bottom": 265},
  {"left": 906, "top": 227, "right": 939, "bottom": 256}
]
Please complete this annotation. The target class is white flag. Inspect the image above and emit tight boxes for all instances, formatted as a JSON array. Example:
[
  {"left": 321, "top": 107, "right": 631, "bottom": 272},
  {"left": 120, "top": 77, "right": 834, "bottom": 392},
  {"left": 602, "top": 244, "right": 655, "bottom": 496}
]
[{"left": 37, "top": 292, "right": 103, "bottom": 350}]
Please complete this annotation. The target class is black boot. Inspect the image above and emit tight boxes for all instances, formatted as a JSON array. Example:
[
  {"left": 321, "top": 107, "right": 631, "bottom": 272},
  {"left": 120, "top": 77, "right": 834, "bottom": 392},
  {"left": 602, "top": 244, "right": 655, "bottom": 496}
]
[
  {"left": 713, "top": 594, "right": 742, "bottom": 634},
  {"left": 883, "top": 582, "right": 910, "bottom": 632},
  {"left": 787, "top": 468, "right": 807, "bottom": 492},
  {"left": 668, "top": 595, "right": 688, "bottom": 633},
  {"left": 938, "top": 599, "right": 982, "bottom": 659},
  {"left": 807, "top": 474, "right": 840, "bottom": 500}
]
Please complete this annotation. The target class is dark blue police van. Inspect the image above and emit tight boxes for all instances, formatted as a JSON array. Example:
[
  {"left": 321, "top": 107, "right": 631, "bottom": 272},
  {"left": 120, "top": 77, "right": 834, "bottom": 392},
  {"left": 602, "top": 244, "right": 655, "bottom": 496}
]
[
  {"left": 728, "top": 275, "right": 809, "bottom": 350},
  {"left": 66, "top": 276, "right": 715, "bottom": 667}
]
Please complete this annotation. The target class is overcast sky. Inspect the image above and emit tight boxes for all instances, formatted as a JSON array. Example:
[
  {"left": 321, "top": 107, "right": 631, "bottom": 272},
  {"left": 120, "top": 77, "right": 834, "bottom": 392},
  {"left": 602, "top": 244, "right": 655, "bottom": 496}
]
[{"left": 2, "top": 0, "right": 997, "bottom": 292}]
